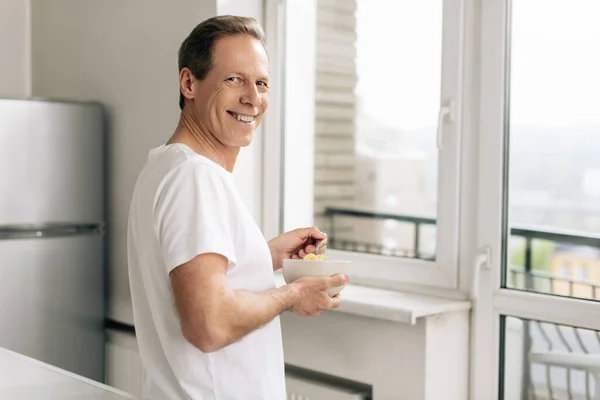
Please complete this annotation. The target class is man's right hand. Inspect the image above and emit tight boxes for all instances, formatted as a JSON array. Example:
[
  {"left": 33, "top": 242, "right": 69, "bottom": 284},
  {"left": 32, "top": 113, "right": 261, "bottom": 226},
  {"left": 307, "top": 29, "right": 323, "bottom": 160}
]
[{"left": 288, "top": 274, "right": 350, "bottom": 317}]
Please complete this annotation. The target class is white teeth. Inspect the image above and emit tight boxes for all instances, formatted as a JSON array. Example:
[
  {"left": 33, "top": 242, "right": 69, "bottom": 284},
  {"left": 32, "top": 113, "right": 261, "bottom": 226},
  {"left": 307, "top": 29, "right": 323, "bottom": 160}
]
[{"left": 231, "top": 112, "right": 254, "bottom": 122}]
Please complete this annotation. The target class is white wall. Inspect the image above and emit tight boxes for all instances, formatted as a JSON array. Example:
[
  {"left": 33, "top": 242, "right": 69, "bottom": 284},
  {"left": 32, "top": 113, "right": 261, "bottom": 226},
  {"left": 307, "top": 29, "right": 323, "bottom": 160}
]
[
  {"left": 0, "top": 0, "right": 30, "bottom": 97},
  {"left": 29, "top": 0, "right": 267, "bottom": 323}
]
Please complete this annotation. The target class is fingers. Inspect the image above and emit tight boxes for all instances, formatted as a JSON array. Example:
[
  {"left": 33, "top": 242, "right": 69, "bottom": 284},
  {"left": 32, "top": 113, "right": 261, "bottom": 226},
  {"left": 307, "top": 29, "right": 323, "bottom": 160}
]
[
  {"left": 303, "top": 245, "right": 316, "bottom": 255},
  {"left": 300, "top": 242, "right": 327, "bottom": 254},
  {"left": 292, "top": 226, "right": 328, "bottom": 260},
  {"left": 329, "top": 295, "right": 341, "bottom": 309},
  {"left": 290, "top": 278, "right": 345, "bottom": 317},
  {"left": 327, "top": 273, "right": 349, "bottom": 288},
  {"left": 295, "top": 226, "right": 327, "bottom": 241}
]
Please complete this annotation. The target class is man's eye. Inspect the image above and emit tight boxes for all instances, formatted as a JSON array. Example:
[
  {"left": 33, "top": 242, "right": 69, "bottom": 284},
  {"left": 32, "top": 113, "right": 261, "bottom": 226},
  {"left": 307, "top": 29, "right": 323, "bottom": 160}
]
[
  {"left": 226, "top": 77, "right": 239, "bottom": 83},
  {"left": 257, "top": 81, "right": 269, "bottom": 88}
]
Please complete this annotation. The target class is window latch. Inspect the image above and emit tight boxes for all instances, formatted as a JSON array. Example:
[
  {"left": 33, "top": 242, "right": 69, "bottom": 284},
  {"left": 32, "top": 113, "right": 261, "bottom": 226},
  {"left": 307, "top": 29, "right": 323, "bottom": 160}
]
[
  {"left": 470, "top": 245, "right": 492, "bottom": 301},
  {"left": 437, "top": 101, "right": 455, "bottom": 151}
]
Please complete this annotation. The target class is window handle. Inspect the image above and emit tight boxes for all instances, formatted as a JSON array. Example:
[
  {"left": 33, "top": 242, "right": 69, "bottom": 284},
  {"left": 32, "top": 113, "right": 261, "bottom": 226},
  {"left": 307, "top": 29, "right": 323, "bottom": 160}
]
[
  {"left": 437, "top": 101, "right": 455, "bottom": 150},
  {"left": 470, "top": 245, "right": 492, "bottom": 301}
]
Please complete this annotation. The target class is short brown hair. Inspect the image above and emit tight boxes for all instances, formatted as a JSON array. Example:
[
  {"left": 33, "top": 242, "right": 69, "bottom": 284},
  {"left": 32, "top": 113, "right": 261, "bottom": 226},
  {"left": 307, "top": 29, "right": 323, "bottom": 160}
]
[{"left": 177, "top": 15, "right": 266, "bottom": 110}]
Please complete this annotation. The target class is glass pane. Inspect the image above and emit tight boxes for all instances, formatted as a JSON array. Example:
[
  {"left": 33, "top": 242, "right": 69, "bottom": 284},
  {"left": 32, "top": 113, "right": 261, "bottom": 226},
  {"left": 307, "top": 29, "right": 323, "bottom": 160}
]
[
  {"left": 502, "top": 316, "right": 600, "bottom": 400},
  {"left": 313, "top": 0, "right": 441, "bottom": 259},
  {"left": 504, "top": 0, "right": 600, "bottom": 298}
]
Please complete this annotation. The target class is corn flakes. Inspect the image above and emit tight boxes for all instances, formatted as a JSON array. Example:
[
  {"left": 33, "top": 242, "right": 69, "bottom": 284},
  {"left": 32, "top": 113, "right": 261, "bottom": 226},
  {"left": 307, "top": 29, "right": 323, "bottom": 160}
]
[{"left": 303, "top": 253, "right": 326, "bottom": 261}]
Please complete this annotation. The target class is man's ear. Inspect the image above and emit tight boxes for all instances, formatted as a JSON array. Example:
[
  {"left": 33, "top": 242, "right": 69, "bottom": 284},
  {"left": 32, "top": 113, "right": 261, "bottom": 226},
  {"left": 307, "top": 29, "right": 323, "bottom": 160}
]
[{"left": 180, "top": 68, "right": 195, "bottom": 102}]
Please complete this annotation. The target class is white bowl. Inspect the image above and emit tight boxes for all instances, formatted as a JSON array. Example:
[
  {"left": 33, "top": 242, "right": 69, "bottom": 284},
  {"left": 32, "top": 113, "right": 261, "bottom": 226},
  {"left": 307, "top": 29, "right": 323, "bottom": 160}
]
[{"left": 282, "top": 259, "right": 351, "bottom": 296}]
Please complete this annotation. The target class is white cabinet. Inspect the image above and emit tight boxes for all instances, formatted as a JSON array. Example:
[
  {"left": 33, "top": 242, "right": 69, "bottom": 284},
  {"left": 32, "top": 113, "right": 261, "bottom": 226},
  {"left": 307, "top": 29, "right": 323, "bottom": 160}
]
[{"left": 281, "top": 309, "right": 470, "bottom": 400}]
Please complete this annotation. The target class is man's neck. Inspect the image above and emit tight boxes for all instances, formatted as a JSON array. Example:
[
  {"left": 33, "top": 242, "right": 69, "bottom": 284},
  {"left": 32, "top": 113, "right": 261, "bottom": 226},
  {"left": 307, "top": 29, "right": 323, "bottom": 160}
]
[{"left": 167, "top": 110, "right": 239, "bottom": 173}]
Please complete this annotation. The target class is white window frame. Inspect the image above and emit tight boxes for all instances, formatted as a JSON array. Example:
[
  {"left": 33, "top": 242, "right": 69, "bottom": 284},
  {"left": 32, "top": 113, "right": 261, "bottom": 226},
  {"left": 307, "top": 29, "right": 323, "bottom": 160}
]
[
  {"left": 471, "top": 1, "right": 600, "bottom": 399},
  {"left": 262, "top": 0, "right": 469, "bottom": 290}
]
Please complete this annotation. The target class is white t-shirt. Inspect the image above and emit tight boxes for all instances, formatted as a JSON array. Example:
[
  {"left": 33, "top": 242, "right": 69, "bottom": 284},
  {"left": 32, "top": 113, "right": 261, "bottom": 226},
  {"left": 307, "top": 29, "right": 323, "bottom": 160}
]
[{"left": 127, "top": 143, "right": 286, "bottom": 400}]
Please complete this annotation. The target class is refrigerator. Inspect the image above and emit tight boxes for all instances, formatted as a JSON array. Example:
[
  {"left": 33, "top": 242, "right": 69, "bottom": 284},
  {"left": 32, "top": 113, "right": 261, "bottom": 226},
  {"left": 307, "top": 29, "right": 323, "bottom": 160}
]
[{"left": 0, "top": 98, "right": 106, "bottom": 382}]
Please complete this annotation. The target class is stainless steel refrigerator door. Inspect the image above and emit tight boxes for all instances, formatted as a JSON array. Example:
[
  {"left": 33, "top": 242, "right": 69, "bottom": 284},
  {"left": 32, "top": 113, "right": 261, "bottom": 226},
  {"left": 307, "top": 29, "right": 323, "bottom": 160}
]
[
  {"left": 0, "top": 232, "right": 105, "bottom": 382},
  {"left": 0, "top": 99, "right": 104, "bottom": 225}
]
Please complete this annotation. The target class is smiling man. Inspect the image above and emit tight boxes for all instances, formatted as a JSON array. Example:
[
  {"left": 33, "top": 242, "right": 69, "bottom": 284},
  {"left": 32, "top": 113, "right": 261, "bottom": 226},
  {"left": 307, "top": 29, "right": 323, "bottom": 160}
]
[{"left": 127, "top": 16, "right": 349, "bottom": 400}]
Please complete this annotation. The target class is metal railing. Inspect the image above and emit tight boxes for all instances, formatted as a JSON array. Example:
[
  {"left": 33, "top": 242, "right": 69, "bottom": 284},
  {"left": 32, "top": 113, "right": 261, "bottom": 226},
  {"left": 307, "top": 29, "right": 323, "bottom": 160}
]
[
  {"left": 324, "top": 206, "right": 600, "bottom": 261},
  {"left": 324, "top": 205, "right": 600, "bottom": 400},
  {"left": 323, "top": 206, "right": 436, "bottom": 259},
  {"left": 510, "top": 269, "right": 600, "bottom": 400}
]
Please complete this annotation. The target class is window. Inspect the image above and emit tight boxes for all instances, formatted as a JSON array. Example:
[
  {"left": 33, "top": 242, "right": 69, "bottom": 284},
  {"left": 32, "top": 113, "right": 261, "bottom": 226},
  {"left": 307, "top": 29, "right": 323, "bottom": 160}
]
[
  {"left": 263, "top": 0, "right": 600, "bottom": 398},
  {"left": 473, "top": 1, "right": 600, "bottom": 399},
  {"left": 504, "top": 0, "right": 600, "bottom": 300},
  {"left": 314, "top": 0, "right": 442, "bottom": 261},
  {"left": 264, "top": 0, "right": 466, "bottom": 288}
]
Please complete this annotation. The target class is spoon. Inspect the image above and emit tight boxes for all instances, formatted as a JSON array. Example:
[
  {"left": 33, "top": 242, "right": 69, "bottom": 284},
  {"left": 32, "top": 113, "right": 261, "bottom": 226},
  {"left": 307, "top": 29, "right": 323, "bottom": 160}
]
[{"left": 314, "top": 238, "right": 325, "bottom": 256}]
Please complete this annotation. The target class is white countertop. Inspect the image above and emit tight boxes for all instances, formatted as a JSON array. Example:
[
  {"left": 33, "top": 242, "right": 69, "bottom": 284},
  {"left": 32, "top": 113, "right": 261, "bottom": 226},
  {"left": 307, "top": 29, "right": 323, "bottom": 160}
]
[
  {"left": 274, "top": 273, "right": 471, "bottom": 325},
  {"left": 0, "top": 347, "right": 135, "bottom": 400}
]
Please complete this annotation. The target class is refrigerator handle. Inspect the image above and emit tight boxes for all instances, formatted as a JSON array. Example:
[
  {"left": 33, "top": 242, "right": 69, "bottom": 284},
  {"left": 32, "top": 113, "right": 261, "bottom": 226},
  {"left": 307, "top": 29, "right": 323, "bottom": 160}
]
[{"left": 0, "top": 223, "right": 104, "bottom": 240}]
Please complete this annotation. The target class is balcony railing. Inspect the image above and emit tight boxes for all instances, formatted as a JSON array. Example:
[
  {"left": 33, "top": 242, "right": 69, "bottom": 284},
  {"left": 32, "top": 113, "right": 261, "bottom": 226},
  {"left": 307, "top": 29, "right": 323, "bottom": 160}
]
[
  {"left": 324, "top": 206, "right": 600, "bottom": 400},
  {"left": 324, "top": 206, "right": 436, "bottom": 259}
]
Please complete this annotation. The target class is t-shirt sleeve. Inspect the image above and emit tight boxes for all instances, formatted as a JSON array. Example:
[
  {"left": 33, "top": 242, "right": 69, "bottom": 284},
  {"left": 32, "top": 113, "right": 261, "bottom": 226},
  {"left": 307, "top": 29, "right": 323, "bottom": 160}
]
[{"left": 153, "top": 161, "right": 236, "bottom": 273}]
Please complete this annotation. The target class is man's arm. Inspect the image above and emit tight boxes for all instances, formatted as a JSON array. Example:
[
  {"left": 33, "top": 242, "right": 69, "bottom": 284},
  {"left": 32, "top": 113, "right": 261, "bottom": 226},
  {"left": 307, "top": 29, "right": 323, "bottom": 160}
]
[{"left": 170, "top": 252, "right": 347, "bottom": 353}]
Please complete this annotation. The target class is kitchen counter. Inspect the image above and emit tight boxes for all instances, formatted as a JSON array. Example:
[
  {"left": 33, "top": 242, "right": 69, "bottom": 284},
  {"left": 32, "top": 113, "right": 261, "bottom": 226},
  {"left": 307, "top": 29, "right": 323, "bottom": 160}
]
[{"left": 0, "top": 347, "right": 135, "bottom": 399}]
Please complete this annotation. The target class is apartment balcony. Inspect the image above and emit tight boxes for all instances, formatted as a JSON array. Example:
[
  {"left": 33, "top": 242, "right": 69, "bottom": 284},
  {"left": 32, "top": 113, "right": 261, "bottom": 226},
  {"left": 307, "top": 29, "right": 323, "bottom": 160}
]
[{"left": 325, "top": 206, "right": 600, "bottom": 400}]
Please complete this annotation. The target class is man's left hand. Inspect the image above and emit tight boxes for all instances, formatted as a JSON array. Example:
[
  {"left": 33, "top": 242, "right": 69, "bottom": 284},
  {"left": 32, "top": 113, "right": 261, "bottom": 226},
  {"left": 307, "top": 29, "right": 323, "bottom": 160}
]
[{"left": 268, "top": 227, "right": 328, "bottom": 270}]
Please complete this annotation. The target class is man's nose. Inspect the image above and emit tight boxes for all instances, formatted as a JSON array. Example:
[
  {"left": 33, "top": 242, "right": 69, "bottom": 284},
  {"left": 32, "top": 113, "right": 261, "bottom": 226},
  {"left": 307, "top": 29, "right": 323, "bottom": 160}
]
[{"left": 240, "top": 84, "right": 261, "bottom": 107}]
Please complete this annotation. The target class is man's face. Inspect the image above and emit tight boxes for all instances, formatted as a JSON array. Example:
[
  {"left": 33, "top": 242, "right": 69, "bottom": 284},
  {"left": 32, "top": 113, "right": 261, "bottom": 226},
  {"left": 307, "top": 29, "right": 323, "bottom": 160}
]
[{"left": 190, "top": 35, "right": 269, "bottom": 148}]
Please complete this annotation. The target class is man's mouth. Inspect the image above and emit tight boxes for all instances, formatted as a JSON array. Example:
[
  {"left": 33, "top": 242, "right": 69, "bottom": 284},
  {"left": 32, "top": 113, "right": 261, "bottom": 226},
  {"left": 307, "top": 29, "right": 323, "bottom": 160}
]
[{"left": 227, "top": 111, "right": 255, "bottom": 123}]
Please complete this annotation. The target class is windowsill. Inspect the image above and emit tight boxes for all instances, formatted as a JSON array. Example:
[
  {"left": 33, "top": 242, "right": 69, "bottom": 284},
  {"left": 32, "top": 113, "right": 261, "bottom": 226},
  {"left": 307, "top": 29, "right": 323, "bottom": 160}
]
[{"left": 274, "top": 273, "right": 472, "bottom": 325}]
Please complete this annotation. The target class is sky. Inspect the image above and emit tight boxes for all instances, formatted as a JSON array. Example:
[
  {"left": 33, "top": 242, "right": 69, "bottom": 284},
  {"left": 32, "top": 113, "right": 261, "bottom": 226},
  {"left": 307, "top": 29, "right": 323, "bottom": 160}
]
[
  {"left": 511, "top": 0, "right": 600, "bottom": 127},
  {"left": 355, "top": 0, "right": 600, "bottom": 130}
]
